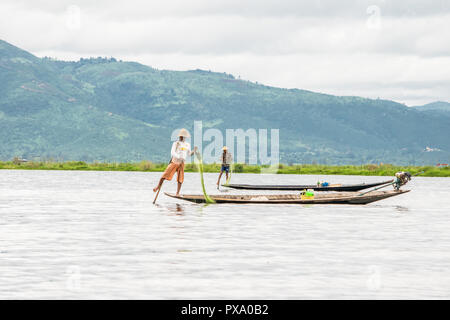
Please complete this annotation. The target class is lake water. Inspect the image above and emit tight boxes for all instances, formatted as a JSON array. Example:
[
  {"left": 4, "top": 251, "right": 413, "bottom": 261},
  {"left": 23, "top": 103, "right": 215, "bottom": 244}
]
[{"left": 0, "top": 170, "right": 449, "bottom": 299}]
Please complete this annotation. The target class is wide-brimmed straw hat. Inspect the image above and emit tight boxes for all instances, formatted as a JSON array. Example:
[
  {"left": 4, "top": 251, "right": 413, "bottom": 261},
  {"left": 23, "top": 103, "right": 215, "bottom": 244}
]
[
  {"left": 222, "top": 146, "right": 228, "bottom": 150},
  {"left": 178, "top": 128, "right": 191, "bottom": 138}
]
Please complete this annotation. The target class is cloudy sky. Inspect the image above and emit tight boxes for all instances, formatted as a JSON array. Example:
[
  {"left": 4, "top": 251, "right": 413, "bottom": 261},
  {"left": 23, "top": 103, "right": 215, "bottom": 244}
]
[{"left": 1, "top": 0, "right": 449, "bottom": 105}]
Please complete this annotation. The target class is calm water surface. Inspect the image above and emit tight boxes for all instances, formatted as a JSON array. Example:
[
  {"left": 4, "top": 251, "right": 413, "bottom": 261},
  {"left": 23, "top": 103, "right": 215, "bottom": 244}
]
[{"left": 0, "top": 170, "right": 449, "bottom": 299}]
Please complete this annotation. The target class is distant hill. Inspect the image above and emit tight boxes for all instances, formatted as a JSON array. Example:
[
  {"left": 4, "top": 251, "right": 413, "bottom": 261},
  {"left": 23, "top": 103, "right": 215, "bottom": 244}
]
[
  {"left": 413, "top": 101, "right": 450, "bottom": 113},
  {"left": 1, "top": 39, "right": 449, "bottom": 165}
]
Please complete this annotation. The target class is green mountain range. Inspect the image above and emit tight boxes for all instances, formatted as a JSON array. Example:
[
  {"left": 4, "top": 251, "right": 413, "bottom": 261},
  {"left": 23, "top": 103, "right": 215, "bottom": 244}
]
[{"left": 1, "top": 39, "right": 449, "bottom": 165}]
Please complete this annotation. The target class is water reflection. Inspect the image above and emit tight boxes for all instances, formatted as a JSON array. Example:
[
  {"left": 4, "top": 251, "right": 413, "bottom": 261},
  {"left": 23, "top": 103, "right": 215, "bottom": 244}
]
[
  {"left": 394, "top": 205, "right": 409, "bottom": 212},
  {"left": 167, "top": 203, "right": 185, "bottom": 215}
]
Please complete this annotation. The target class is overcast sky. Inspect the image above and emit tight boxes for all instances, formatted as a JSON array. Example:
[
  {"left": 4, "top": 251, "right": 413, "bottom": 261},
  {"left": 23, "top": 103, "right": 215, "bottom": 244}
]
[{"left": 1, "top": 0, "right": 449, "bottom": 105}]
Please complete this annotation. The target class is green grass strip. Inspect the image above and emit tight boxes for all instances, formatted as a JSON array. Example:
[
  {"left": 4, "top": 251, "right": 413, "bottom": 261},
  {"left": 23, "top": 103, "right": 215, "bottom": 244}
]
[{"left": 1, "top": 161, "right": 449, "bottom": 177}]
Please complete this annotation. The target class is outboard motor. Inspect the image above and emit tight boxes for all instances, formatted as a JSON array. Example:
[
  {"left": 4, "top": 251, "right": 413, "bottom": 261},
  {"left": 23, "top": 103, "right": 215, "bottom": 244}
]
[{"left": 394, "top": 171, "right": 412, "bottom": 190}]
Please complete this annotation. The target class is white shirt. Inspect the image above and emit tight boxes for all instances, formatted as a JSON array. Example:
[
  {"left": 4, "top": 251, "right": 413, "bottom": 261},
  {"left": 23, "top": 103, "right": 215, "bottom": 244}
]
[{"left": 171, "top": 140, "right": 191, "bottom": 163}]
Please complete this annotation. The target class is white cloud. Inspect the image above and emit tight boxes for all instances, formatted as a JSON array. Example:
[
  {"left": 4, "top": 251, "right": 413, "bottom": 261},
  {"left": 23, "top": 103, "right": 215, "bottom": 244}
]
[{"left": 0, "top": 0, "right": 449, "bottom": 106}]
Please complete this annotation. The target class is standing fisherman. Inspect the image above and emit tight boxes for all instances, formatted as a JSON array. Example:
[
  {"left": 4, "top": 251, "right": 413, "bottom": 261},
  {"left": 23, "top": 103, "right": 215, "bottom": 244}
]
[
  {"left": 216, "top": 146, "right": 233, "bottom": 187},
  {"left": 153, "top": 128, "right": 197, "bottom": 196}
]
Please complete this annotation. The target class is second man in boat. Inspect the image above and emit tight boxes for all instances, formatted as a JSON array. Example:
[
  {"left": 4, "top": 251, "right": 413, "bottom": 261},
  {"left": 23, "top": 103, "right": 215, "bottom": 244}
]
[{"left": 217, "top": 146, "right": 233, "bottom": 187}]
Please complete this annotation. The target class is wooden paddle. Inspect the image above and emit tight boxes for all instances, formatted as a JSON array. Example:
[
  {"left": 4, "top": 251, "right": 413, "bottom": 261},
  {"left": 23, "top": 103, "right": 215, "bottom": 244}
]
[
  {"left": 225, "top": 163, "right": 233, "bottom": 185},
  {"left": 358, "top": 171, "right": 424, "bottom": 197},
  {"left": 358, "top": 181, "right": 394, "bottom": 196},
  {"left": 153, "top": 187, "right": 161, "bottom": 204}
]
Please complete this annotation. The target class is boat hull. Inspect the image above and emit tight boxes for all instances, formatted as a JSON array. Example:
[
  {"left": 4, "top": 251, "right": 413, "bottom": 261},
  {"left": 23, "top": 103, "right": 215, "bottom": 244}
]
[
  {"left": 223, "top": 180, "right": 393, "bottom": 191},
  {"left": 164, "top": 190, "right": 410, "bottom": 205}
]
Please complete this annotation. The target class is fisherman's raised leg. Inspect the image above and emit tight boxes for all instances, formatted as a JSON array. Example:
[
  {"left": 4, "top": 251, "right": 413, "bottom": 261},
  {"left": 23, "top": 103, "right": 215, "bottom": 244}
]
[{"left": 153, "top": 177, "right": 165, "bottom": 192}]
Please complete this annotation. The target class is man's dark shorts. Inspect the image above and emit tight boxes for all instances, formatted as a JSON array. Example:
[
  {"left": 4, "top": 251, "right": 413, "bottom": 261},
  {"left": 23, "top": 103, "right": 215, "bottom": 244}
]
[{"left": 221, "top": 164, "right": 230, "bottom": 173}]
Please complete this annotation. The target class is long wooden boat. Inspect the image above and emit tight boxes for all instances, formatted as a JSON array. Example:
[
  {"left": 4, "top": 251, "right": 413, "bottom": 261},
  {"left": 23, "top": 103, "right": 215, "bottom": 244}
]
[
  {"left": 164, "top": 189, "right": 409, "bottom": 205},
  {"left": 222, "top": 179, "right": 393, "bottom": 192}
]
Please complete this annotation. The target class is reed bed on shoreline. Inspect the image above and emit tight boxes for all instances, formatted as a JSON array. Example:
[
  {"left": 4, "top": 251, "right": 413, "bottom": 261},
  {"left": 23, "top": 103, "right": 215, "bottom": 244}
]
[{"left": 1, "top": 161, "right": 449, "bottom": 177}]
